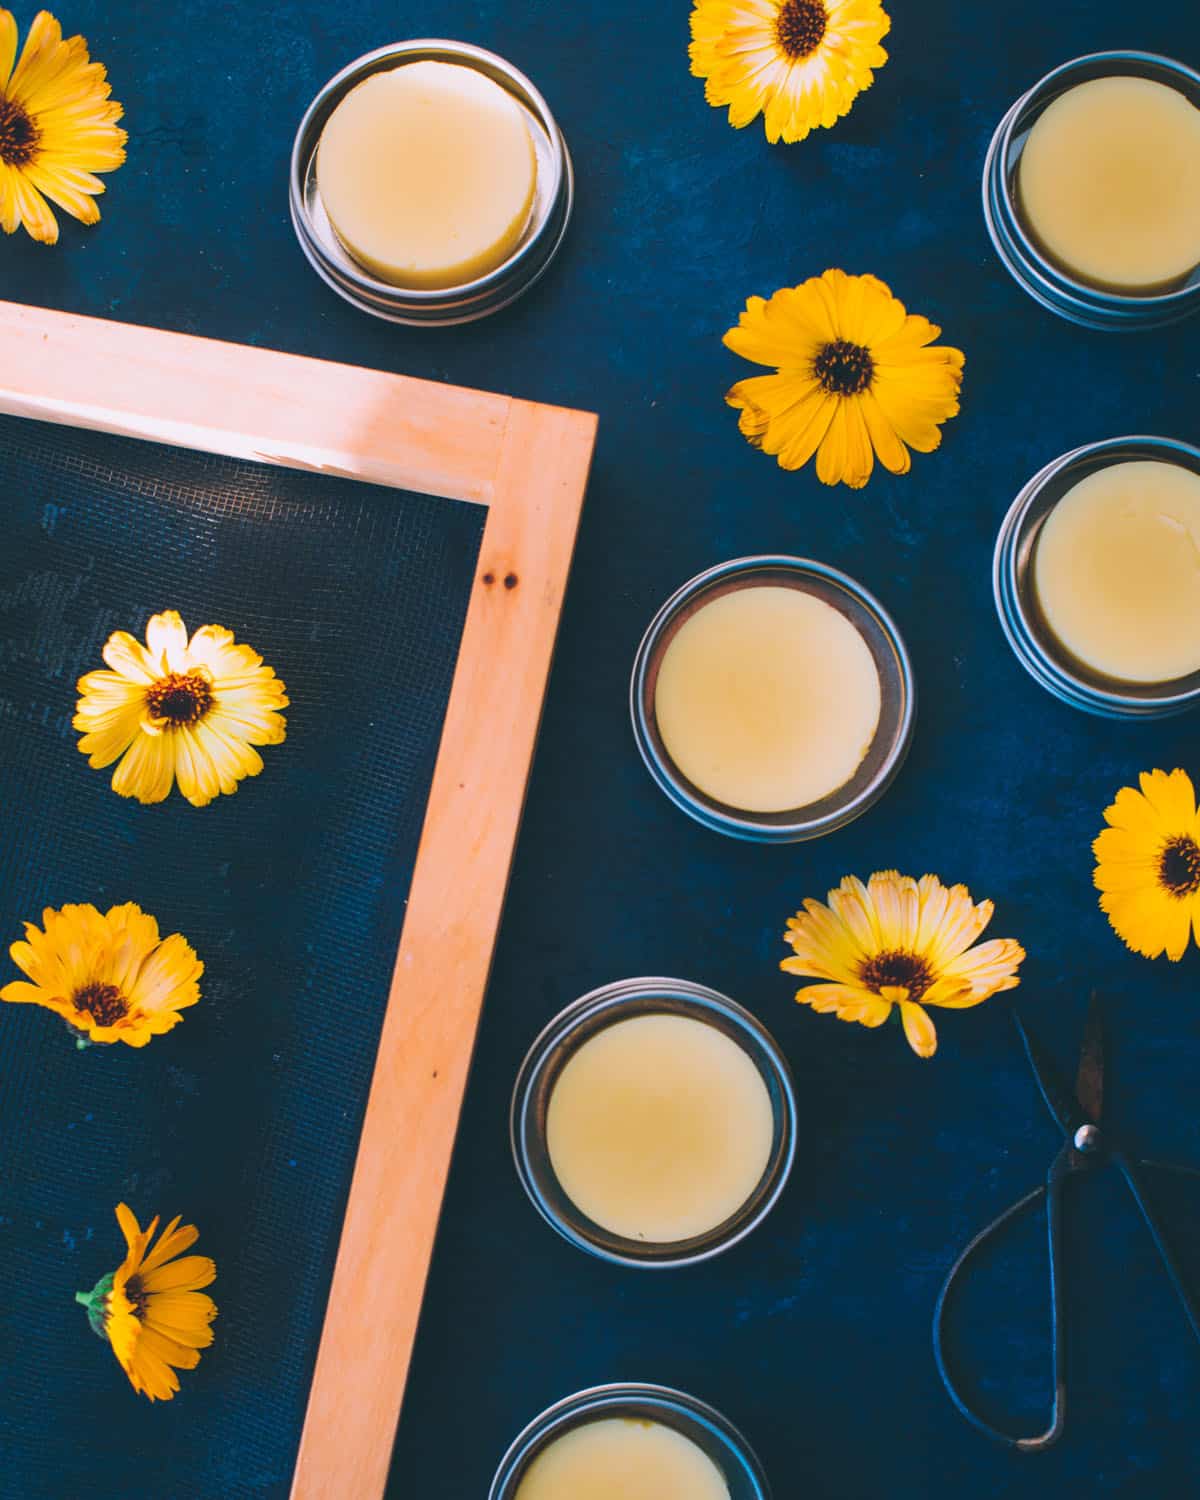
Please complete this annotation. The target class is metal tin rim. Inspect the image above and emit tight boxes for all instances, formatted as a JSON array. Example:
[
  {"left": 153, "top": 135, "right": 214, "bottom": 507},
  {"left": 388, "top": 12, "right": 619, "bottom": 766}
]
[
  {"left": 983, "top": 52, "right": 1200, "bottom": 329},
  {"left": 488, "top": 1383, "right": 773, "bottom": 1500},
  {"left": 629, "top": 556, "right": 916, "bottom": 842},
  {"left": 510, "top": 977, "right": 798, "bottom": 1270},
  {"left": 289, "top": 39, "right": 574, "bottom": 325},
  {"left": 993, "top": 435, "right": 1200, "bottom": 718}
]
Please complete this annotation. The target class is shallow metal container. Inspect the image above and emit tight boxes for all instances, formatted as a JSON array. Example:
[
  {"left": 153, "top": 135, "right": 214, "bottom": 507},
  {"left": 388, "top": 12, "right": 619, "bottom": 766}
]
[
  {"left": 982, "top": 52, "right": 1200, "bottom": 332},
  {"left": 290, "top": 39, "right": 573, "bottom": 325},
  {"left": 994, "top": 435, "right": 1200, "bottom": 718},
  {"left": 511, "top": 978, "right": 796, "bottom": 1270},
  {"left": 489, "top": 1385, "right": 772, "bottom": 1500},
  {"left": 630, "top": 556, "right": 916, "bottom": 843}
]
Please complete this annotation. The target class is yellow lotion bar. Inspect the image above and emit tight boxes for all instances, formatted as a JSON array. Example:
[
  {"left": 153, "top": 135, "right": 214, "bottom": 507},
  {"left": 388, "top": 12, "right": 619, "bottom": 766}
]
[
  {"left": 316, "top": 61, "right": 537, "bottom": 289},
  {"left": 1018, "top": 76, "right": 1200, "bottom": 291},
  {"left": 655, "top": 585, "right": 881, "bottom": 813},
  {"left": 1034, "top": 460, "right": 1200, "bottom": 683},
  {"left": 515, "top": 1419, "right": 731, "bottom": 1500},
  {"left": 546, "top": 1014, "right": 773, "bottom": 1243}
]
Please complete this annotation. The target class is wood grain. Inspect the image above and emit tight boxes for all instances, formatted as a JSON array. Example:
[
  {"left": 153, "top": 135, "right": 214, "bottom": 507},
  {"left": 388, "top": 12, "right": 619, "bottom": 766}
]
[
  {"left": 0, "top": 303, "right": 597, "bottom": 1500},
  {"left": 0, "top": 300, "right": 509, "bottom": 503},
  {"left": 291, "top": 400, "right": 595, "bottom": 1499}
]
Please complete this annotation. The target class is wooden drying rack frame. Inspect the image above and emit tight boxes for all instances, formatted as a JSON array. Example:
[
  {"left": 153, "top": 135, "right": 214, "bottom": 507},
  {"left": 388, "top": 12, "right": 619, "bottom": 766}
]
[{"left": 0, "top": 301, "right": 597, "bottom": 1500}]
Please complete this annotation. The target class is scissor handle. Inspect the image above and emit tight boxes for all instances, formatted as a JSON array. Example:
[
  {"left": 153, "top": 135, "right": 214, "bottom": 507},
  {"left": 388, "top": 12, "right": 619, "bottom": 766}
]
[{"left": 933, "top": 1150, "right": 1071, "bottom": 1452}]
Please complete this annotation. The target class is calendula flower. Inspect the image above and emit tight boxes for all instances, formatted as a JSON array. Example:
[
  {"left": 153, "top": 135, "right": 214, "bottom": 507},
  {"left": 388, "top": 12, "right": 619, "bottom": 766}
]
[
  {"left": 76, "top": 1203, "right": 217, "bottom": 1402},
  {"left": 689, "top": 0, "right": 890, "bottom": 145},
  {"left": 782, "top": 870, "right": 1025, "bottom": 1058},
  {"left": 1094, "top": 769, "right": 1200, "bottom": 962},
  {"left": 724, "top": 269, "right": 965, "bottom": 488},
  {"left": 0, "top": 901, "right": 202, "bottom": 1047},
  {"left": 0, "top": 9, "right": 127, "bottom": 244},
  {"left": 75, "top": 610, "right": 288, "bottom": 807}
]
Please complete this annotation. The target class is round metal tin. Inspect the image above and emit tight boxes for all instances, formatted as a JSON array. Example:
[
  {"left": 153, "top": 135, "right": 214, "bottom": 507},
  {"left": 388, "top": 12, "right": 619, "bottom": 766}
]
[
  {"left": 994, "top": 435, "right": 1200, "bottom": 718},
  {"left": 630, "top": 556, "right": 916, "bottom": 843},
  {"left": 290, "top": 40, "right": 573, "bottom": 325},
  {"left": 511, "top": 978, "right": 797, "bottom": 1269},
  {"left": 488, "top": 1385, "right": 772, "bottom": 1500},
  {"left": 982, "top": 52, "right": 1200, "bottom": 332}
]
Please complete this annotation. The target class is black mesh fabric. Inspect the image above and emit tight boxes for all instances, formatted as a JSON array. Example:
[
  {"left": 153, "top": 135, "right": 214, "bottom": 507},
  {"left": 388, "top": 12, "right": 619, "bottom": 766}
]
[{"left": 0, "top": 414, "right": 485, "bottom": 1500}]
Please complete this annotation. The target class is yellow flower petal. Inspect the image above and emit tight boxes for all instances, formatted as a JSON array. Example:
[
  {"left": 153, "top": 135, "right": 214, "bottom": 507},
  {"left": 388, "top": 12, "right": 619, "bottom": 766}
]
[
  {"left": 724, "top": 272, "right": 963, "bottom": 485},
  {"left": 145, "top": 610, "right": 189, "bottom": 672},
  {"left": 75, "top": 612, "right": 288, "bottom": 806},
  {"left": 899, "top": 1001, "right": 938, "bottom": 1058},
  {"left": 82, "top": 1205, "right": 217, "bottom": 1402},
  {"left": 935, "top": 938, "right": 1025, "bottom": 999},
  {"left": 1138, "top": 768, "right": 1197, "bottom": 828},
  {"left": 23, "top": 156, "right": 99, "bottom": 220},
  {"left": 782, "top": 870, "right": 1022, "bottom": 1056},
  {"left": 1094, "top": 770, "right": 1200, "bottom": 962},
  {"left": 1, "top": 903, "right": 202, "bottom": 1046},
  {"left": 0, "top": 9, "right": 124, "bottom": 240},
  {"left": 691, "top": 0, "right": 890, "bottom": 144},
  {"left": 0, "top": 10, "right": 17, "bottom": 89},
  {"left": 816, "top": 395, "right": 875, "bottom": 488}
]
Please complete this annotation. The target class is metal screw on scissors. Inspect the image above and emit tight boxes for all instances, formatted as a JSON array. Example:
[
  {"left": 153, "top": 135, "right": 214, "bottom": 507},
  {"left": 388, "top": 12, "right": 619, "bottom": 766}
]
[{"left": 933, "top": 993, "right": 1200, "bottom": 1451}]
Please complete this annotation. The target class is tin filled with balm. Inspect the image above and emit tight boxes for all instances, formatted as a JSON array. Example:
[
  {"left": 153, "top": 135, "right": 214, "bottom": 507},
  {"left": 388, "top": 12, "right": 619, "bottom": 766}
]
[
  {"left": 290, "top": 40, "right": 573, "bottom": 324},
  {"left": 489, "top": 1385, "right": 771, "bottom": 1500},
  {"left": 994, "top": 435, "right": 1200, "bottom": 718},
  {"left": 631, "top": 556, "right": 915, "bottom": 842},
  {"left": 511, "top": 978, "right": 796, "bottom": 1268},
  {"left": 983, "top": 52, "right": 1200, "bottom": 330}
]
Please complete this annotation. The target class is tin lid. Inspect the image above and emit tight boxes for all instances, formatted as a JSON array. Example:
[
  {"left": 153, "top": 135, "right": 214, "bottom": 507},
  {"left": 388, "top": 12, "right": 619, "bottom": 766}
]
[
  {"left": 290, "top": 40, "right": 574, "bottom": 326},
  {"left": 982, "top": 52, "right": 1200, "bottom": 332},
  {"left": 509, "top": 977, "right": 797, "bottom": 1270},
  {"left": 993, "top": 436, "right": 1200, "bottom": 719},
  {"left": 630, "top": 557, "right": 917, "bottom": 843},
  {"left": 489, "top": 1384, "right": 772, "bottom": 1500}
]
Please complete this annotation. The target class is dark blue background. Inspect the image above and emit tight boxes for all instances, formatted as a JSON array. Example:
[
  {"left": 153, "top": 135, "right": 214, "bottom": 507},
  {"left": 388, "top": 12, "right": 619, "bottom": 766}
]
[{"left": 4, "top": 2, "right": 1200, "bottom": 1496}]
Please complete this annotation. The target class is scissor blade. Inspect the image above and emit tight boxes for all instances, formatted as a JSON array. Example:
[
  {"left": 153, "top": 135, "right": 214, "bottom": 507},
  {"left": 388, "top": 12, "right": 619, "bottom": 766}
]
[
  {"left": 1011, "top": 1008, "right": 1085, "bottom": 1141},
  {"left": 1073, "top": 992, "right": 1105, "bottom": 1128}
]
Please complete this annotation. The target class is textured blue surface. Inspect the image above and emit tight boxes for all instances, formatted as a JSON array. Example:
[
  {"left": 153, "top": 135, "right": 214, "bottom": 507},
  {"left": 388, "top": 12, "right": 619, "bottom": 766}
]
[
  {"left": 0, "top": 421, "right": 483, "bottom": 1499},
  {"left": 3, "top": 1, "right": 1200, "bottom": 1496}
]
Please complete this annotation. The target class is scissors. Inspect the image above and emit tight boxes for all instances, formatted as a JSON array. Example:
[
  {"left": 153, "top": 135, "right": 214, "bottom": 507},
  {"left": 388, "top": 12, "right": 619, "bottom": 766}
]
[{"left": 933, "top": 993, "right": 1200, "bottom": 1451}]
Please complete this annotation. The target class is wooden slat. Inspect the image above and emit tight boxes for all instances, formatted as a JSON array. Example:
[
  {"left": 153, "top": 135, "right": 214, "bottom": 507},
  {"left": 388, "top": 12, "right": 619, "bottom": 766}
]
[
  {"left": 290, "top": 399, "right": 596, "bottom": 1499},
  {"left": 0, "top": 301, "right": 509, "bottom": 503}
]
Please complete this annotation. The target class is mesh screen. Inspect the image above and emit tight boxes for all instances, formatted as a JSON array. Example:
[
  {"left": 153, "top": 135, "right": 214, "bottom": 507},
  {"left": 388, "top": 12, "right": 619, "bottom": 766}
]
[{"left": 0, "top": 414, "right": 485, "bottom": 1499}]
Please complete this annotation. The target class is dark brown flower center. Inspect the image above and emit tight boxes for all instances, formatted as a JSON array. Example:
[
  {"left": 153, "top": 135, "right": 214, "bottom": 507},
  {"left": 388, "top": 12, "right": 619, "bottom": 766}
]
[
  {"left": 145, "top": 669, "right": 214, "bottom": 727},
  {"left": 0, "top": 94, "right": 39, "bottom": 167},
  {"left": 814, "top": 340, "right": 875, "bottom": 396},
  {"left": 73, "top": 982, "right": 128, "bottom": 1027},
  {"left": 124, "top": 1273, "right": 149, "bottom": 1318},
  {"left": 1160, "top": 836, "right": 1200, "bottom": 898},
  {"left": 775, "top": 0, "right": 828, "bottom": 58},
  {"left": 860, "top": 950, "right": 934, "bottom": 1001}
]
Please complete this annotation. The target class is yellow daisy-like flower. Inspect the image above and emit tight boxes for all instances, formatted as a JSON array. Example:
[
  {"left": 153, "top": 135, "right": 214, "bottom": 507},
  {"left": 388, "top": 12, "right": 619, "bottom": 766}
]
[
  {"left": 76, "top": 1203, "right": 217, "bottom": 1402},
  {"left": 0, "top": 9, "right": 127, "bottom": 244},
  {"left": 1093, "top": 769, "right": 1200, "bottom": 963},
  {"left": 690, "top": 0, "right": 890, "bottom": 145},
  {"left": 0, "top": 901, "right": 202, "bottom": 1047},
  {"left": 725, "top": 269, "right": 965, "bottom": 488},
  {"left": 781, "top": 870, "right": 1025, "bottom": 1059},
  {"left": 75, "top": 610, "right": 289, "bottom": 807}
]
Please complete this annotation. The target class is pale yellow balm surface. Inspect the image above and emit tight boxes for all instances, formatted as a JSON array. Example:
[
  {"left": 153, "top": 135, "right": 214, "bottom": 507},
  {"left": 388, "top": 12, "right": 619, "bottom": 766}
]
[
  {"left": 654, "top": 585, "right": 881, "bottom": 813},
  {"left": 546, "top": 1014, "right": 774, "bottom": 1243},
  {"left": 1035, "top": 461, "right": 1200, "bottom": 683},
  {"left": 515, "top": 1419, "right": 731, "bottom": 1500},
  {"left": 1018, "top": 76, "right": 1200, "bottom": 290},
  {"left": 316, "top": 61, "right": 537, "bottom": 288}
]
